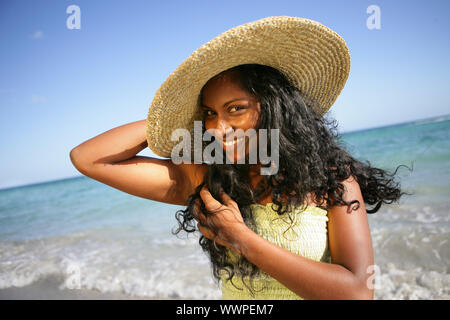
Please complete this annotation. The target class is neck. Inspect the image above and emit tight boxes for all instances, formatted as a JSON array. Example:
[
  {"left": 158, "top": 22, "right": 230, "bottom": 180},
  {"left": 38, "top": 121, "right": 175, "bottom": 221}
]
[{"left": 249, "top": 163, "right": 262, "bottom": 176}]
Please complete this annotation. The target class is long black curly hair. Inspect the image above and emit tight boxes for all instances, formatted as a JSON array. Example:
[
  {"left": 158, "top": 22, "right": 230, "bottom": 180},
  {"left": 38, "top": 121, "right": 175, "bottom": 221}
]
[{"left": 173, "top": 64, "right": 407, "bottom": 293}]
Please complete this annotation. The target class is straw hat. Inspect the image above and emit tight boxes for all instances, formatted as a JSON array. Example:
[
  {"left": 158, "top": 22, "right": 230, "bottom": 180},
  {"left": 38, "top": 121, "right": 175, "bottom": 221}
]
[{"left": 146, "top": 16, "right": 350, "bottom": 158}]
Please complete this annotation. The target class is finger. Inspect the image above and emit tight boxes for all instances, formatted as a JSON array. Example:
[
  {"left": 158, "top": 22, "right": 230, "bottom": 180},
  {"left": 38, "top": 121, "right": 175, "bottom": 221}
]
[
  {"left": 194, "top": 199, "right": 208, "bottom": 225},
  {"left": 200, "top": 185, "right": 224, "bottom": 212},
  {"left": 197, "top": 224, "right": 215, "bottom": 240},
  {"left": 198, "top": 224, "right": 229, "bottom": 249},
  {"left": 219, "top": 188, "right": 239, "bottom": 210}
]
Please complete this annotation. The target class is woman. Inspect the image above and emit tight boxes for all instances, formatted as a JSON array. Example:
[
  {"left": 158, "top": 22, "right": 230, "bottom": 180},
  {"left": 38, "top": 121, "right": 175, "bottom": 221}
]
[{"left": 70, "top": 17, "right": 404, "bottom": 300}]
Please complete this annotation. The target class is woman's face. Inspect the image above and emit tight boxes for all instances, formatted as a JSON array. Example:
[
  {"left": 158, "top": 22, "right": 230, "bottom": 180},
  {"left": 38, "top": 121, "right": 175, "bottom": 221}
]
[{"left": 201, "top": 71, "right": 261, "bottom": 164}]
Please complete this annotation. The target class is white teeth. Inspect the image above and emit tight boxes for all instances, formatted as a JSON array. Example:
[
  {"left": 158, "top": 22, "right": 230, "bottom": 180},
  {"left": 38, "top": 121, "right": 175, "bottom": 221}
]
[{"left": 223, "top": 137, "right": 244, "bottom": 146}]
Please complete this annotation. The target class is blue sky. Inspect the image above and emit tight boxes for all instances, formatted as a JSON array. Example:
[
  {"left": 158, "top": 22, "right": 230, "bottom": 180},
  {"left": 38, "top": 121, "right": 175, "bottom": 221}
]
[{"left": 0, "top": 0, "right": 449, "bottom": 189}]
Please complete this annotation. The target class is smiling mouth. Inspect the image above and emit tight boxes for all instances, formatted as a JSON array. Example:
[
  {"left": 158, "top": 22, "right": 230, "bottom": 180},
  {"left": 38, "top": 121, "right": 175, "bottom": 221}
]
[{"left": 222, "top": 136, "right": 245, "bottom": 147}]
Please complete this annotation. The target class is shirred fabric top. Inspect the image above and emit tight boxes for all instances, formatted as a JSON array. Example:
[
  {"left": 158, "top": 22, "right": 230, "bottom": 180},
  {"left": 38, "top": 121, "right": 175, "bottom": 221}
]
[{"left": 220, "top": 203, "right": 331, "bottom": 300}]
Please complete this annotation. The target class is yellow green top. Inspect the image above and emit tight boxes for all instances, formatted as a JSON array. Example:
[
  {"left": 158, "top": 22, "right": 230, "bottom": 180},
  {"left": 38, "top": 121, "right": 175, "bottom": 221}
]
[{"left": 220, "top": 203, "right": 330, "bottom": 300}]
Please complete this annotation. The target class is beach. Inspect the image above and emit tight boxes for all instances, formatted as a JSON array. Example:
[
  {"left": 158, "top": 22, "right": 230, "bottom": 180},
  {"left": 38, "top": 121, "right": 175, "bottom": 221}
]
[
  {"left": 0, "top": 116, "right": 449, "bottom": 300},
  {"left": 0, "top": 274, "right": 147, "bottom": 300}
]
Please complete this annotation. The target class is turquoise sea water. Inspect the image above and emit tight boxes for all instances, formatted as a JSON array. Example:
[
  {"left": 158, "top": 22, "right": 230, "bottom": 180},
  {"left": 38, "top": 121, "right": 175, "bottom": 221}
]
[{"left": 0, "top": 116, "right": 449, "bottom": 299}]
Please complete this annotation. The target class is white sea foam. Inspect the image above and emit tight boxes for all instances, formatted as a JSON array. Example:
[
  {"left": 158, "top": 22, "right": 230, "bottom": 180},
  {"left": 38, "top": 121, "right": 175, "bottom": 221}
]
[
  {"left": 0, "top": 221, "right": 448, "bottom": 300},
  {"left": 374, "top": 264, "right": 450, "bottom": 300},
  {"left": 1, "top": 197, "right": 449, "bottom": 300},
  {"left": 1, "top": 195, "right": 450, "bottom": 300},
  {"left": 0, "top": 231, "right": 222, "bottom": 299}
]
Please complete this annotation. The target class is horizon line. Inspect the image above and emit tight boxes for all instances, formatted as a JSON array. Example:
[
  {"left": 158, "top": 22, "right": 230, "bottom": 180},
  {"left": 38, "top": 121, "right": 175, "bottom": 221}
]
[
  {"left": 339, "top": 113, "right": 450, "bottom": 135},
  {"left": 1, "top": 113, "right": 449, "bottom": 192}
]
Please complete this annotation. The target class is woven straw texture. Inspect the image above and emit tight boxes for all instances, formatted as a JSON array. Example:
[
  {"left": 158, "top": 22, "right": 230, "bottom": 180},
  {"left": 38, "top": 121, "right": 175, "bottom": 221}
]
[{"left": 147, "top": 16, "right": 350, "bottom": 157}]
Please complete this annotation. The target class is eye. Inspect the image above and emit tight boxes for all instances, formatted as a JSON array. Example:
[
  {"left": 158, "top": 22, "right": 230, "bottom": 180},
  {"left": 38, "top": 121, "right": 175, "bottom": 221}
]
[
  {"left": 203, "top": 109, "right": 215, "bottom": 117},
  {"left": 229, "top": 105, "right": 245, "bottom": 112}
]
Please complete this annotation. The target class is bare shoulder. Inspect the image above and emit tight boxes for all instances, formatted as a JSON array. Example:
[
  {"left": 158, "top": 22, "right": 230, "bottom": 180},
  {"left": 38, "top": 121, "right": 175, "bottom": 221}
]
[{"left": 328, "top": 175, "right": 366, "bottom": 217}]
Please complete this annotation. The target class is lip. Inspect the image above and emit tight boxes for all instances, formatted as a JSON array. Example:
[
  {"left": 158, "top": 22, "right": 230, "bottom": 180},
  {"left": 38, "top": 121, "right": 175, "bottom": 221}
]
[{"left": 221, "top": 136, "right": 246, "bottom": 150}]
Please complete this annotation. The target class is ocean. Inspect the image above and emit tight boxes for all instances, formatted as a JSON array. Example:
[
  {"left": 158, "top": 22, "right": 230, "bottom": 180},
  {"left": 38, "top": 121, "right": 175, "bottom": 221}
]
[{"left": 0, "top": 116, "right": 449, "bottom": 300}]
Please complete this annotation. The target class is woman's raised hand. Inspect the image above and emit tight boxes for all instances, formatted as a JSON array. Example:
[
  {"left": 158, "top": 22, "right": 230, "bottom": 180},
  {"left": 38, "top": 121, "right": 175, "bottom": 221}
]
[{"left": 194, "top": 185, "right": 248, "bottom": 254}]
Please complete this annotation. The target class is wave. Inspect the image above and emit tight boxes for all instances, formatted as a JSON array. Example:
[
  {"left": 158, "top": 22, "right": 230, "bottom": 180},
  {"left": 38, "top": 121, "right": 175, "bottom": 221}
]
[
  {"left": 373, "top": 263, "right": 449, "bottom": 299},
  {"left": 0, "top": 232, "right": 220, "bottom": 299},
  {"left": 0, "top": 220, "right": 448, "bottom": 299}
]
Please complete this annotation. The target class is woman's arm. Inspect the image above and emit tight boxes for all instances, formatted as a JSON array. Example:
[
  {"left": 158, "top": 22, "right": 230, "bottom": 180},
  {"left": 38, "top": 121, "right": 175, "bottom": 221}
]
[
  {"left": 70, "top": 120, "right": 207, "bottom": 205},
  {"left": 196, "top": 176, "right": 374, "bottom": 300}
]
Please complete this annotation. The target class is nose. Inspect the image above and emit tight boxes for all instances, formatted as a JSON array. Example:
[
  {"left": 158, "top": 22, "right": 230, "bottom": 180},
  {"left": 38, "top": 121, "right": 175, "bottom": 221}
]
[{"left": 206, "top": 119, "right": 233, "bottom": 142}]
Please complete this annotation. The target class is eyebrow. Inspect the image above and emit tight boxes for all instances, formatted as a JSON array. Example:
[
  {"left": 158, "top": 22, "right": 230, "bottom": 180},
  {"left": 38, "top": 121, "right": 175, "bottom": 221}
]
[{"left": 201, "top": 98, "right": 248, "bottom": 109}]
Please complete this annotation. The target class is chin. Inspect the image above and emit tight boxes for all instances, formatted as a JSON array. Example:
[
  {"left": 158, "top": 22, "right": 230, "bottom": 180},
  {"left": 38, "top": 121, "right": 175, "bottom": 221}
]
[
  {"left": 222, "top": 137, "right": 256, "bottom": 164},
  {"left": 224, "top": 149, "right": 251, "bottom": 164}
]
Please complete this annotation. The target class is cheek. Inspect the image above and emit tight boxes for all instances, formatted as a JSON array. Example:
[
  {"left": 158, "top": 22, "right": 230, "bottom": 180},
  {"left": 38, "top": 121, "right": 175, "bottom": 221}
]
[
  {"left": 203, "top": 119, "right": 215, "bottom": 133},
  {"left": 203, "top": 120, "right": 210, "bottom": 130},
  {"left": 204, "top": 120, "right": 222, "bottom": 142},
  {"left": 236, "top": 112, "right": 260, "bottom": 131},
  {"left": 248, "top": 109, "right": 261, "bottom": 130}
]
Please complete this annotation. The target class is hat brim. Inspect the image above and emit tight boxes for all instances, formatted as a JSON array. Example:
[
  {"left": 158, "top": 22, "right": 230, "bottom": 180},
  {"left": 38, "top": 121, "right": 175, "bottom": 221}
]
[{"left": 147, "top": 16, "right": 350, "bottom": 158}]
